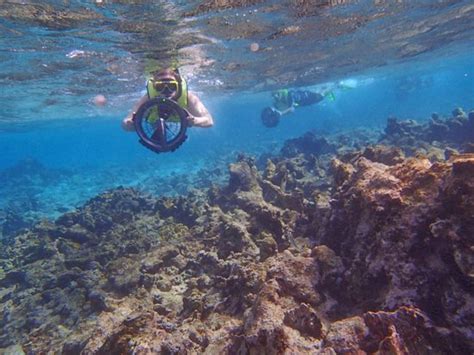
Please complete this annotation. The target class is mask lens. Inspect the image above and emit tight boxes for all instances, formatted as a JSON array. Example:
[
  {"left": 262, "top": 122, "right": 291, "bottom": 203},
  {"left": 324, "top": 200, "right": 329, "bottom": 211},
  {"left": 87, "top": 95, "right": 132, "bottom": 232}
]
[{"left": 154, "top": 81, "right": 178, "bottom": 93}]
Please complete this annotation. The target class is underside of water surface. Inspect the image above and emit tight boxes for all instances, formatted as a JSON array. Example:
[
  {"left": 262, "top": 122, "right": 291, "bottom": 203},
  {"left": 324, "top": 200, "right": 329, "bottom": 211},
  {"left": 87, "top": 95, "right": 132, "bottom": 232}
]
[
  {"left": 0, "top": 1, "right": 474, "bottom": 354},
  {"left": 1, "top": 0, "right": 473, "bottom": 124}
]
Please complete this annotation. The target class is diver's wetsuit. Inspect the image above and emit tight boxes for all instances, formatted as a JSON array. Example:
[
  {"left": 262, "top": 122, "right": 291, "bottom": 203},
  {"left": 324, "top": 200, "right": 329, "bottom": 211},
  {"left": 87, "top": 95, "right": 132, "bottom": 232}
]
[
  {"left": 289, "top": 90, "right": 324, "bottom": 107},
  {"left": 263, "top": 89, "right": 325, "bottom": 127}
]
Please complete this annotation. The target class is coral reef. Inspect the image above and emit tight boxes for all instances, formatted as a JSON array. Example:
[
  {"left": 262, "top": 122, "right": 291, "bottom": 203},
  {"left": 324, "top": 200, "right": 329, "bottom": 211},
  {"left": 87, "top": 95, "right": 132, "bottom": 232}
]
[
  {"left": 380, "top": 109, "right": 474, "bottom": 158},
  {"left": 0, "top": 159, "right": 71, "bottom": 239},
  {"left": 0, "top": 108, "right": 473, "bottom": 353},
  {"left": 0, "top": 158, "right": 230, "bottom": 240}
]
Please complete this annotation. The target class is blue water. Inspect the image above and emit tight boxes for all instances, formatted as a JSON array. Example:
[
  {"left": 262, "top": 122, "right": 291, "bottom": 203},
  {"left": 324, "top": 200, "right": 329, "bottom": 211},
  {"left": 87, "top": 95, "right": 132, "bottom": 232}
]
[
  {"left": 0, "top": 1, "right": 473, "bottom": 229},
  {"left": 1, "top": 54, "right": 472, "bottom": 170}
]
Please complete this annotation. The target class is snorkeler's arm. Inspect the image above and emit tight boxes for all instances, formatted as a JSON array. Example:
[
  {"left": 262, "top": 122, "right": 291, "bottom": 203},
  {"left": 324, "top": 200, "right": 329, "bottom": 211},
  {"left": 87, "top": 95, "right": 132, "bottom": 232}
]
[
  {"left": 122, "top": 95, "right": 148, "bottom": 131},
  {"left": 273, "top": 91, "right": 295, "bottom": 116},
  {"left": 276, "top": 105, "right": 296, "bottom": 116},
  {"left": 186, "top": 92, "right": 214, "bottom": 128}
]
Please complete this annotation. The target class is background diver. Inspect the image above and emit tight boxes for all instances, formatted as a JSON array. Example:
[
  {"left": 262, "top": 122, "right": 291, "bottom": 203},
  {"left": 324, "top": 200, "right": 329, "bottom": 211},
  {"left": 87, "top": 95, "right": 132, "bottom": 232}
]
[
  {"left": 261, "top": 88, "right": 334, "bottom": 127},
  {"left": 122, "top": 68, "right": 214, "bottom": 131}
]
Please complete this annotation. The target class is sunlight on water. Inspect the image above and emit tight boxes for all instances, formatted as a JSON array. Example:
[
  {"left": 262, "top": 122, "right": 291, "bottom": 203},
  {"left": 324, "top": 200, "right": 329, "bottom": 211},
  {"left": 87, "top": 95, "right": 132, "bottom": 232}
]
[{"left": 0, "top": 0, "right": 473, "bottom": 124}]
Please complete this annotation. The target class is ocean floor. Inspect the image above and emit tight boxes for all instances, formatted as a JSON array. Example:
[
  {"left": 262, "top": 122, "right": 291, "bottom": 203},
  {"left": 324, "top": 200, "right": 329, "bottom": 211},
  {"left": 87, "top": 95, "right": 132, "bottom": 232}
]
[
  {"left": 0, "top": 105, "right": 473, "bottom": 353},
  {"left": 0, "top": 149, "right": 236, "bottom": 239}
]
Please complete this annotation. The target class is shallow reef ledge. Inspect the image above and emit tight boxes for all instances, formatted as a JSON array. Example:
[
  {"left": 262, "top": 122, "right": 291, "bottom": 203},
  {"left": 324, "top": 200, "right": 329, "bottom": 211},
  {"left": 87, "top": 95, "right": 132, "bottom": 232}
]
[{"left": 0, "top": 109, "right": 473, "bottom": 354}]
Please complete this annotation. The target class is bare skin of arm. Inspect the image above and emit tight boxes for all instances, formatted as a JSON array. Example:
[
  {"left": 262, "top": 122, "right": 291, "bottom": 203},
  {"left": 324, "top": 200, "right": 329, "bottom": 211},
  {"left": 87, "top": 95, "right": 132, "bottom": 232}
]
[
  {"left": 122, "top": 95, "right": 148, "bottom": 131},
  {"left": 186, "top": 91, "right": 214, "bottom": 128},
  {"left": 275, "top": 105, "right": 295, "bottom": 116},
  {"left": 121, "top": 91, "right": 213, "bottom": 131}
]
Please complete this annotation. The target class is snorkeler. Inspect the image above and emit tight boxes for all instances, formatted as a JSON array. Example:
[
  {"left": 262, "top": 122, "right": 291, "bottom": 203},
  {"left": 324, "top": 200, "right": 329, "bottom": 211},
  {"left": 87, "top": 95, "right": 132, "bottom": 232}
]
[
  {"left": 261, "top": 89, "right": 331, "bottom": 128},
  {"left": 122, "top": 68, "right": 214, "bottom": 132}
]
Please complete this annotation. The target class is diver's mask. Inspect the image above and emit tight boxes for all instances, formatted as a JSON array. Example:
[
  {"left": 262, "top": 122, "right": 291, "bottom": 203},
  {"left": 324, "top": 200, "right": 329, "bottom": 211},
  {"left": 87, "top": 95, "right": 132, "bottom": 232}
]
[
  {"left": 153, "top": 79, "right": 179, "bottom": 98},
  {"left": 272, "top": 90, "right": 286, "bottom": 101}
]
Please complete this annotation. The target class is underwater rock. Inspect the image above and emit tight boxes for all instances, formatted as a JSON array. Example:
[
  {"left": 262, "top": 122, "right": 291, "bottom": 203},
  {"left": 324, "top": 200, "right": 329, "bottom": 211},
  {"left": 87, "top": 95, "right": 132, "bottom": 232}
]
[
  {"left": 462, "top": 142, "right": 474, "bottom": 154},
  {"left": 227, "top": 155, "right": 261, "bottom": 193},
  {"left": 0, "top": 159, "right": 73, "bottom": 237},
  {"left": 0, "top": 210, "right": 32, "bottom": 240},
  {"left": 229, "top": 251, "right": 325, "bottom": 353},
  {"left": 329, "top": 158, "right": 355, "bottom": 186},
  {"left": 283, "top": 303, "right": 323, "bottom": 338},
  {"left": 281, "top": 132, "right": 337, "bottom": 158},
  {"left": 323, "top": 316, "right": 369, "bottom": 353},
  {"left": 382, "top": 107, "right": 474, "bottom": 154},
  {"left": 362, "top": 145, "right": 405, "bottom": 165},
  {"left": 362, "top": 306, "right": 468, "bottom": 354},
  {"left": 1, "top": 344, "right": 26, "bottom": 355},
  {"left": 320, "top": 153, "right": 474, "bottom": 351},
  {"left": 383, "top": 116, "right": 423, "bottom": 139}
]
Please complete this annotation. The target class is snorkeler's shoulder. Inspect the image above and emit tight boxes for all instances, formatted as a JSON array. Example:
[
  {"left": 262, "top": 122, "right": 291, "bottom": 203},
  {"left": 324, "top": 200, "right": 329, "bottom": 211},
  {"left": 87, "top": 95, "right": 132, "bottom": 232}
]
[
  {"left": 187, "top": 90, "right": 200, "bottom": 100},
  {"left": 187, "top": 91, "right": 208, "bottom": 108}
]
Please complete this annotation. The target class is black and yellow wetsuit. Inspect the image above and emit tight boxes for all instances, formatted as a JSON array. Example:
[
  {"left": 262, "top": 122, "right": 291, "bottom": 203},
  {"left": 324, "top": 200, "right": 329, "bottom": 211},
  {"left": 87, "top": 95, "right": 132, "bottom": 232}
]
[{"left": 273, "top": 89, "right": 324, "bottom": 111}]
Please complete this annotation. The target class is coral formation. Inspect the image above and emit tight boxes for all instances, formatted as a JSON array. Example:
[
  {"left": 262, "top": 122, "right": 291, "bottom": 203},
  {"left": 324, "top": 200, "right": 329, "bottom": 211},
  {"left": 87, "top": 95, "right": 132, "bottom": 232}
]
[
  {"left": 0, "top": 158, "right": 229, "bottom": 240},
  {"left": 0, "top": 108, "right": 473, "bottom": 353},
  {"left": 0, "top": 159, "right": 72, "bottom": 239},
  {"left": 380, "top": 109, "right": 474, "bottom": 158}
]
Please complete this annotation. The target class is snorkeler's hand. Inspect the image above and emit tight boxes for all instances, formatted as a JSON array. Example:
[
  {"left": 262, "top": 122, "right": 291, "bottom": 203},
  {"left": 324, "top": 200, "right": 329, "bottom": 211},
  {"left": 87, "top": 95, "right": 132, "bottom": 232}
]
[
  {"left": 272, "top": 108, "right": 283, "bottom": 116},
  {"left": 187, "top": 114, "right": 196, "bottom": 126},
  {"left": 122, "top": 114, "right": 135, "bottom": 131}
]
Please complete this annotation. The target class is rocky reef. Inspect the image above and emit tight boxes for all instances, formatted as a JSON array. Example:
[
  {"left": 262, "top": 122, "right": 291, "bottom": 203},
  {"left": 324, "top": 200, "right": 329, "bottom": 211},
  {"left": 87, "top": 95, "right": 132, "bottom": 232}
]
[
  {"left": 0, "top": 108, "right": 473, "bottom": 354},
  {"left": 380, "top": 108, "right": 474, "bottom": 158},
  {"left": 0, "top": 157, "right": 229, "bottom": 241},
  {"left": 0, "top": 159, "right": 71, "bottom": 240}
]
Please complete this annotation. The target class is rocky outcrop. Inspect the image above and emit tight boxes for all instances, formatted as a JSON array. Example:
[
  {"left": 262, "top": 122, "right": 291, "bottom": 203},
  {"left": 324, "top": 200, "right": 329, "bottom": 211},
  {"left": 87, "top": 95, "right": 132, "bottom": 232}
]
[
  {"left": 319, "top": 153, "right": 474, "bottom": 353},
  {"left": 380, "top": 109, "right": 474, "bottom": 158},
  {"left": 0, "top": 159, "right": 72, "bottom": 239}
]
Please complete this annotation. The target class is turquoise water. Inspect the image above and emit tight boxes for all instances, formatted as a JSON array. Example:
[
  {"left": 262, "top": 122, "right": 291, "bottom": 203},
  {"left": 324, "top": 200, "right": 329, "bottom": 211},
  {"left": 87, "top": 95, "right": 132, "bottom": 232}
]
[{"left": 1, "top": 1, "right": 473, "bottom": 230}]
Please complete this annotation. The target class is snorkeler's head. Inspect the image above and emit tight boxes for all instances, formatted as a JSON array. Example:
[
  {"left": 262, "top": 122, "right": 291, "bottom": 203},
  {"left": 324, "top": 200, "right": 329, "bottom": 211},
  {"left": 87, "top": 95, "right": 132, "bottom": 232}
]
[
  {"left": 272, "top": 89, "right": 288, "bottom": 102},
  {"left": 151, "top": 68, "right": 182, "bottom": 99}
]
